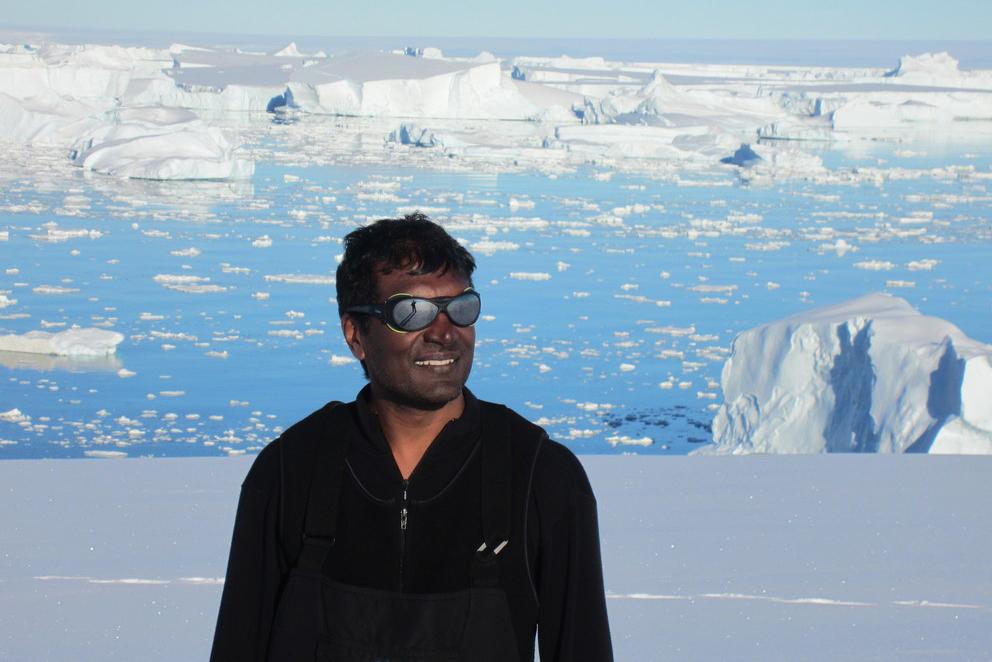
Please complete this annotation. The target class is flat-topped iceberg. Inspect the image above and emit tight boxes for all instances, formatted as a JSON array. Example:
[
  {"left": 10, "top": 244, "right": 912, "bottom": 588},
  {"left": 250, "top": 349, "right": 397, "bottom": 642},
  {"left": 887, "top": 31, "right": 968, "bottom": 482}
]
[
  {"left": 0, "top": 327, "right": 125, "bottom": 357},
  {"left": 887, "top": 52, "right": 960, "bottom": 78},
  {"left": 708, "top": 294, "right": 992, "bottom": 455},
  {"left": 284, "top": 52, "right": 546, "bottom": 120}
]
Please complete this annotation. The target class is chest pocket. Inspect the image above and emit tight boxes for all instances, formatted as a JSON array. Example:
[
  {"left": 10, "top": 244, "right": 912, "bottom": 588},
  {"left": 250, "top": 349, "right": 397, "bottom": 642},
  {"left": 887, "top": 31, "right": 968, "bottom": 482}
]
[{"left": 266, "top": 404, "right": 521, "bottom": 662}]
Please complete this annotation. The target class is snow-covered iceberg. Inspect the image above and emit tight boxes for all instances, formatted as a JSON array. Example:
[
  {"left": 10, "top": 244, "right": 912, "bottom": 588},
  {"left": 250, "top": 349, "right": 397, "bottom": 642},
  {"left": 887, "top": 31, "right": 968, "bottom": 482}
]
[
  {"left": 708, "top": 294, "right": 992, "bottom": 455},
  {"left": 284, "top": 52, "right": 545, "bottom": 120},
  {"left": 0, "top": 327, "right": 125, "bottom": 357},
  {"left": 68, "top": 106, "right": 253, "bottom": 179},
  {"left": 0, "top": 42, "right": 253, "bottom": 180},
  {"left": 0, "top": 91, "right": 109, "bottom": 144},
  {"left": 0, "top": 42, "right": 169, "bottom": 102},
  {"left": 884, "top": 52, "right": 992, "bottom": 89},
  {"left": 386, "top": 123, "right": 467, "bottom": 148}
]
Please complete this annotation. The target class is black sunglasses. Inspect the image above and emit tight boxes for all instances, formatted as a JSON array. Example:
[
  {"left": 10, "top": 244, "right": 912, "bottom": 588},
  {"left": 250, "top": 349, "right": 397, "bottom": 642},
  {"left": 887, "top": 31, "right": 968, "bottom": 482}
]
[{"left": 347, "top": 289, "right": 481, "bottom": 333}]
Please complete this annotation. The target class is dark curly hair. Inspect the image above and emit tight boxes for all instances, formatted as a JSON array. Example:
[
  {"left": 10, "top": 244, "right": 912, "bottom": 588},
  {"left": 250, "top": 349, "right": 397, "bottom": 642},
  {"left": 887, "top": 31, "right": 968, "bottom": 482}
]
[{"left": 336, "top": 213, "right": 476, "bottom": 330}]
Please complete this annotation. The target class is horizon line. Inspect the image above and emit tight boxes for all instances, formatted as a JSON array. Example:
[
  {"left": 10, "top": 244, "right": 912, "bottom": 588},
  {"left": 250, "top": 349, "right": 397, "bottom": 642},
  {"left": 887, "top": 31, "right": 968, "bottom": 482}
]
[{"left": 3, "top": 23, "right": 991, "bottom": 44}]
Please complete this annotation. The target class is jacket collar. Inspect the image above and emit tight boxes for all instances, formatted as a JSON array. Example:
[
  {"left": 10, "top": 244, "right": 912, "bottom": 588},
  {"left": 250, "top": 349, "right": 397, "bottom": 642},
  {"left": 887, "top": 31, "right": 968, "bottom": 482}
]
[{"left": 349, "top": 385, "right": 482, "bottom": 499}]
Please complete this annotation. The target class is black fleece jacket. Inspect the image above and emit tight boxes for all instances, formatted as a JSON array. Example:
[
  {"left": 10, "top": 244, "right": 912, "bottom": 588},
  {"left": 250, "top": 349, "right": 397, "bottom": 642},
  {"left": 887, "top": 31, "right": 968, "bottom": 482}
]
[{"left": 210, "top": 387, "right": 613, "bottom": 661}]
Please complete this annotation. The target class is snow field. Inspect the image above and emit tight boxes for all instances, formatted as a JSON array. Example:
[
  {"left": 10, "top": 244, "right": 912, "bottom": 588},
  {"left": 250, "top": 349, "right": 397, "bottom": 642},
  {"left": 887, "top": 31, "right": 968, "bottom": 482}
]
[{"left": 0, "top": 455, "right": 989, "bottom": 660}]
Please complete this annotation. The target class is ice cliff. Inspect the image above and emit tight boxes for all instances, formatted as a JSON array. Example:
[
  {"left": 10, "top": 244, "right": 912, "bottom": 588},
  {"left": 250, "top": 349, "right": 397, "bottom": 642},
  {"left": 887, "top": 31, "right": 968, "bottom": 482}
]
[
  {"left": 284, "top": 52, "right": 543, "bottom": 120},
  {"left": 709, "top": 294, "right": 992, "bottom": 454}
]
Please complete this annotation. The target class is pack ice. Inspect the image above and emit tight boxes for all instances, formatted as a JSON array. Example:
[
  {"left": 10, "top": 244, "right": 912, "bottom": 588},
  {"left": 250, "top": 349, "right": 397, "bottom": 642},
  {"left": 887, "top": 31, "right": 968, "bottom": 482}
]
[{"left": 709, "top": 294, "right": 992, "bottom": 454}]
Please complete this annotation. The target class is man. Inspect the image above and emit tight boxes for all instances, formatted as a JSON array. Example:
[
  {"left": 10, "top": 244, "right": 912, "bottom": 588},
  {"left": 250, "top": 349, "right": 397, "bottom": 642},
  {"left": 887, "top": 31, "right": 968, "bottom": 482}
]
[{"left": 210, "top": 213, "right": 613, "bottom": 661}]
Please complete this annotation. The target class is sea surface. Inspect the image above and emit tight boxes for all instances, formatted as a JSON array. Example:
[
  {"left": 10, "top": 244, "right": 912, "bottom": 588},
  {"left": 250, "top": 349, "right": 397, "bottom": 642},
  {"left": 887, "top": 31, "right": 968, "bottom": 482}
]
[{"left": 1, "top": 119, "right": 990, "bottom": 458}]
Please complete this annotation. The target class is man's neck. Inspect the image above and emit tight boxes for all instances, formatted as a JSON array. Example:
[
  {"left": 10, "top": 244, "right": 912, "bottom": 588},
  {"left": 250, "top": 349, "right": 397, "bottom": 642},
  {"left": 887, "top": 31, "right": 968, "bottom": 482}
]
[{"left": 368, "top": 390, "right": 466, "bottom": 480}]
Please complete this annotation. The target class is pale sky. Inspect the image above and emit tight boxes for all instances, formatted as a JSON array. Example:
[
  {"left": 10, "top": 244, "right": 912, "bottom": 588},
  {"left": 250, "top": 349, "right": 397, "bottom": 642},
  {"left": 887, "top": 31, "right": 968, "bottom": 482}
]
[{"left": 3, "top": 0, "right": 991, "bottom": 40}]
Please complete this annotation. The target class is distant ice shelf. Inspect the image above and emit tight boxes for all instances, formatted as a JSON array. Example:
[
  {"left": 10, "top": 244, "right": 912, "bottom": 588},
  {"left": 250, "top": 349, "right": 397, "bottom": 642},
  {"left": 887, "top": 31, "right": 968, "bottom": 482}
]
[{"left": 2, "top": 40, "right": 991, "bottom": 180}]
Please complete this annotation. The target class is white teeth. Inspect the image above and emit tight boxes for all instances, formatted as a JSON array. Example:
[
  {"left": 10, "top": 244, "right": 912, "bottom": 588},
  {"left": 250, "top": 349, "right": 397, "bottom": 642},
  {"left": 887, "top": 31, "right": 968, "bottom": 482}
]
[{"left": 416, "top": 358, "right": 455, "bottom": 366}]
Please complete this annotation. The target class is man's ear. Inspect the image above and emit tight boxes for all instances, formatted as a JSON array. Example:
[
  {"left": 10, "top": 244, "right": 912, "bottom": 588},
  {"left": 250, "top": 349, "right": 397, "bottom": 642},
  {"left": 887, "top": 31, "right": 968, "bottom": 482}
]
[{"left": 341, "top": 314, "right": 367, "bottom": 361}]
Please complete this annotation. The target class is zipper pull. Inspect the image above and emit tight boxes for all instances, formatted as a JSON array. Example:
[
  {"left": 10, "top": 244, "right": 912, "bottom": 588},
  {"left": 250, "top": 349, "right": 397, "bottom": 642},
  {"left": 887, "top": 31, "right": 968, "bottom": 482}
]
[{"left": 400, "top": 480, "right": 409, "bottom": 531}]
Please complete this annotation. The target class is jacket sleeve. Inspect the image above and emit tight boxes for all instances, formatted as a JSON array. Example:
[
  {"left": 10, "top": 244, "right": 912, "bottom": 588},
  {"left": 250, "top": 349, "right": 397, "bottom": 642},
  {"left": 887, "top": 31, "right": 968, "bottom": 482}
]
[
  {"left": 536, "top": 446, "right": 614, "bottom": 662},
  {"left": 210, "top": 444, "right": 287, "bottom": 662}
]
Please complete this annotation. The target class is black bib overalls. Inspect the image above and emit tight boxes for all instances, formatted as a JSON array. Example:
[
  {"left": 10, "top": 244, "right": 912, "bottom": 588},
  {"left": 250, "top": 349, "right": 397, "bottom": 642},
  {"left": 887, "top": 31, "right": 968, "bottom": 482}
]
[{"left": 265, "top": 404, "right": 524, "bottom": 662}]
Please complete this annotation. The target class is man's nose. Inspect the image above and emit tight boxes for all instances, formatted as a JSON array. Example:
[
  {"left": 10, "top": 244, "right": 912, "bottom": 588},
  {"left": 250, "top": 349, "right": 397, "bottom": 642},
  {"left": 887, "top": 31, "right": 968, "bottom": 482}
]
[{"left": 422, "top": 310, "right": 456, "bottom": 342}]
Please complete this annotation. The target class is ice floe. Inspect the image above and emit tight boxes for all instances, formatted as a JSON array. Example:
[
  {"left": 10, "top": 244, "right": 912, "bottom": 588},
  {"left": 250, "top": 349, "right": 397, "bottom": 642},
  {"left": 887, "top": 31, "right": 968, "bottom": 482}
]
[
  {"left": 709, "top": 294, "right": 992, "bottom": 454},
  {"left": 0, "top": 327, "right": 124, "bottom": 357}
]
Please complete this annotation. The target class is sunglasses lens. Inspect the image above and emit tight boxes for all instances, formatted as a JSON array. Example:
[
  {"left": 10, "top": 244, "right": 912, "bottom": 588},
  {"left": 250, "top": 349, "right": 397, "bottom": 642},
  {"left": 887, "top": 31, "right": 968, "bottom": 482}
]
[
  {"left": 446, "top": 292, "right": 481, "bottom": 326},
  {"left": 390, "top": 298, "right": 441, "bottom": 331},
  {"left": 384, "top": 291, "right": 482, "bottom": 331}
]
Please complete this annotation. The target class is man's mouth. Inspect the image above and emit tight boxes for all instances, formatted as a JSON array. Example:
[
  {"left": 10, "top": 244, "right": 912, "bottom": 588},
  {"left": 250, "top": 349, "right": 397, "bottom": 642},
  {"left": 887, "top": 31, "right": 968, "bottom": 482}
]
[{"left": 414, "top": 357, "right": 456, "bottom": 367}]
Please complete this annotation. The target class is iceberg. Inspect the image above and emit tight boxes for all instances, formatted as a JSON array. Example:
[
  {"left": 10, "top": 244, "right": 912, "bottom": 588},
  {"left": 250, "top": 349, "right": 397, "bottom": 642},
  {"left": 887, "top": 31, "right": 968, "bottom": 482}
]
[
  {"left": 273, "top": 42, "right": 304, "bottom": 58},
  {"left": 387, "top": 123, "right": 442, "bottom": 148},
  {"left": 0, "top": 327, "right": 125, "bottom": 357},
  {"left": 68, "top": 106, "right": 253, "bottom": 180},
  {"left": 0, "top": 42, "right": 169, "bottom": 102},
  {"left": 883, "top": 52, "right": 986, "bottom": 88},
  {"left": 708, "top": 294, "right": 992, "bottom": 455},
  {"left": 284, "top": 52, "right": 543, "bottom": 120},
  {"left": 0, "top": 42, "right": 254, "bottom": 179},
  {"left": 720, "top": 142, "right": 825, "bottom": 181},
  {"left": 403, "top": 46, "right": 444, "bottom": 60},
  {"left": 0, "top": 91, "right": 109, "bottom": 144}
]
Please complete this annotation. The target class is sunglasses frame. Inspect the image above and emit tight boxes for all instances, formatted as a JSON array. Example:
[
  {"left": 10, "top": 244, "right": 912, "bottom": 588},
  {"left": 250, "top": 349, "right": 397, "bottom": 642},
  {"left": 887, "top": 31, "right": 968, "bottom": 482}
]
[{"left": 346, "top": 288, "right": 481, "bottom": 334}]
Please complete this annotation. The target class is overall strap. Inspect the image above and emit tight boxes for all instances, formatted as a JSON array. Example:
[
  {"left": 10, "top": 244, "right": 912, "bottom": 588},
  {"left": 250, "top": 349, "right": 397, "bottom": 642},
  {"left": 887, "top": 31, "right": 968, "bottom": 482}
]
[
  {"left": 473, "top": 402, "right": 512, "bottom": 587},
  {"left": 297, "top": 402, "right": 351, "bottom": 575}
]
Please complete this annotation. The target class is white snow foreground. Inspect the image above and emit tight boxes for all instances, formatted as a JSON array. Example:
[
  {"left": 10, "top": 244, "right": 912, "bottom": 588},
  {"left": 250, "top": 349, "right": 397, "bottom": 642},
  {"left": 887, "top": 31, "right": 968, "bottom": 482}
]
[
  {"left": 0, "top": 327, "right": 124, "bottom": 356},
  {"left": 709, "top": 293, "right": 992, "bottom": 454},
  {"left": 2, "top": 456, "right": 990, "bottom": 661}
]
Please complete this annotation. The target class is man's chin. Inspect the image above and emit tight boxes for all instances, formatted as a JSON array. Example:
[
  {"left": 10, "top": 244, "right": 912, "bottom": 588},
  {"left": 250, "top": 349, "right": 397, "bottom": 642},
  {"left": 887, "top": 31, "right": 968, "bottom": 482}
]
[{"left": 408, "top": 382, "right": 465, "bottom": 410}]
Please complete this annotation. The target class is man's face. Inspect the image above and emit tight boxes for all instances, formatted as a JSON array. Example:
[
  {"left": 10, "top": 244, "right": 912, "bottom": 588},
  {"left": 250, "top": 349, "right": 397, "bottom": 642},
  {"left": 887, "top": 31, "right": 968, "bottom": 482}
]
[{"left": 343, "top": 267, "right": 475, "bottom": 410}]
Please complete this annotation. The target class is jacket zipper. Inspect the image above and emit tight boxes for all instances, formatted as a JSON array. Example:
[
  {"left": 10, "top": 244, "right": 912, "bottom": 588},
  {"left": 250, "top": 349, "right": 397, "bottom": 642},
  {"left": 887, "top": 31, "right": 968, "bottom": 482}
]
[{"left": 399, "top": 479, "right": 409, "bottom": 587}]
